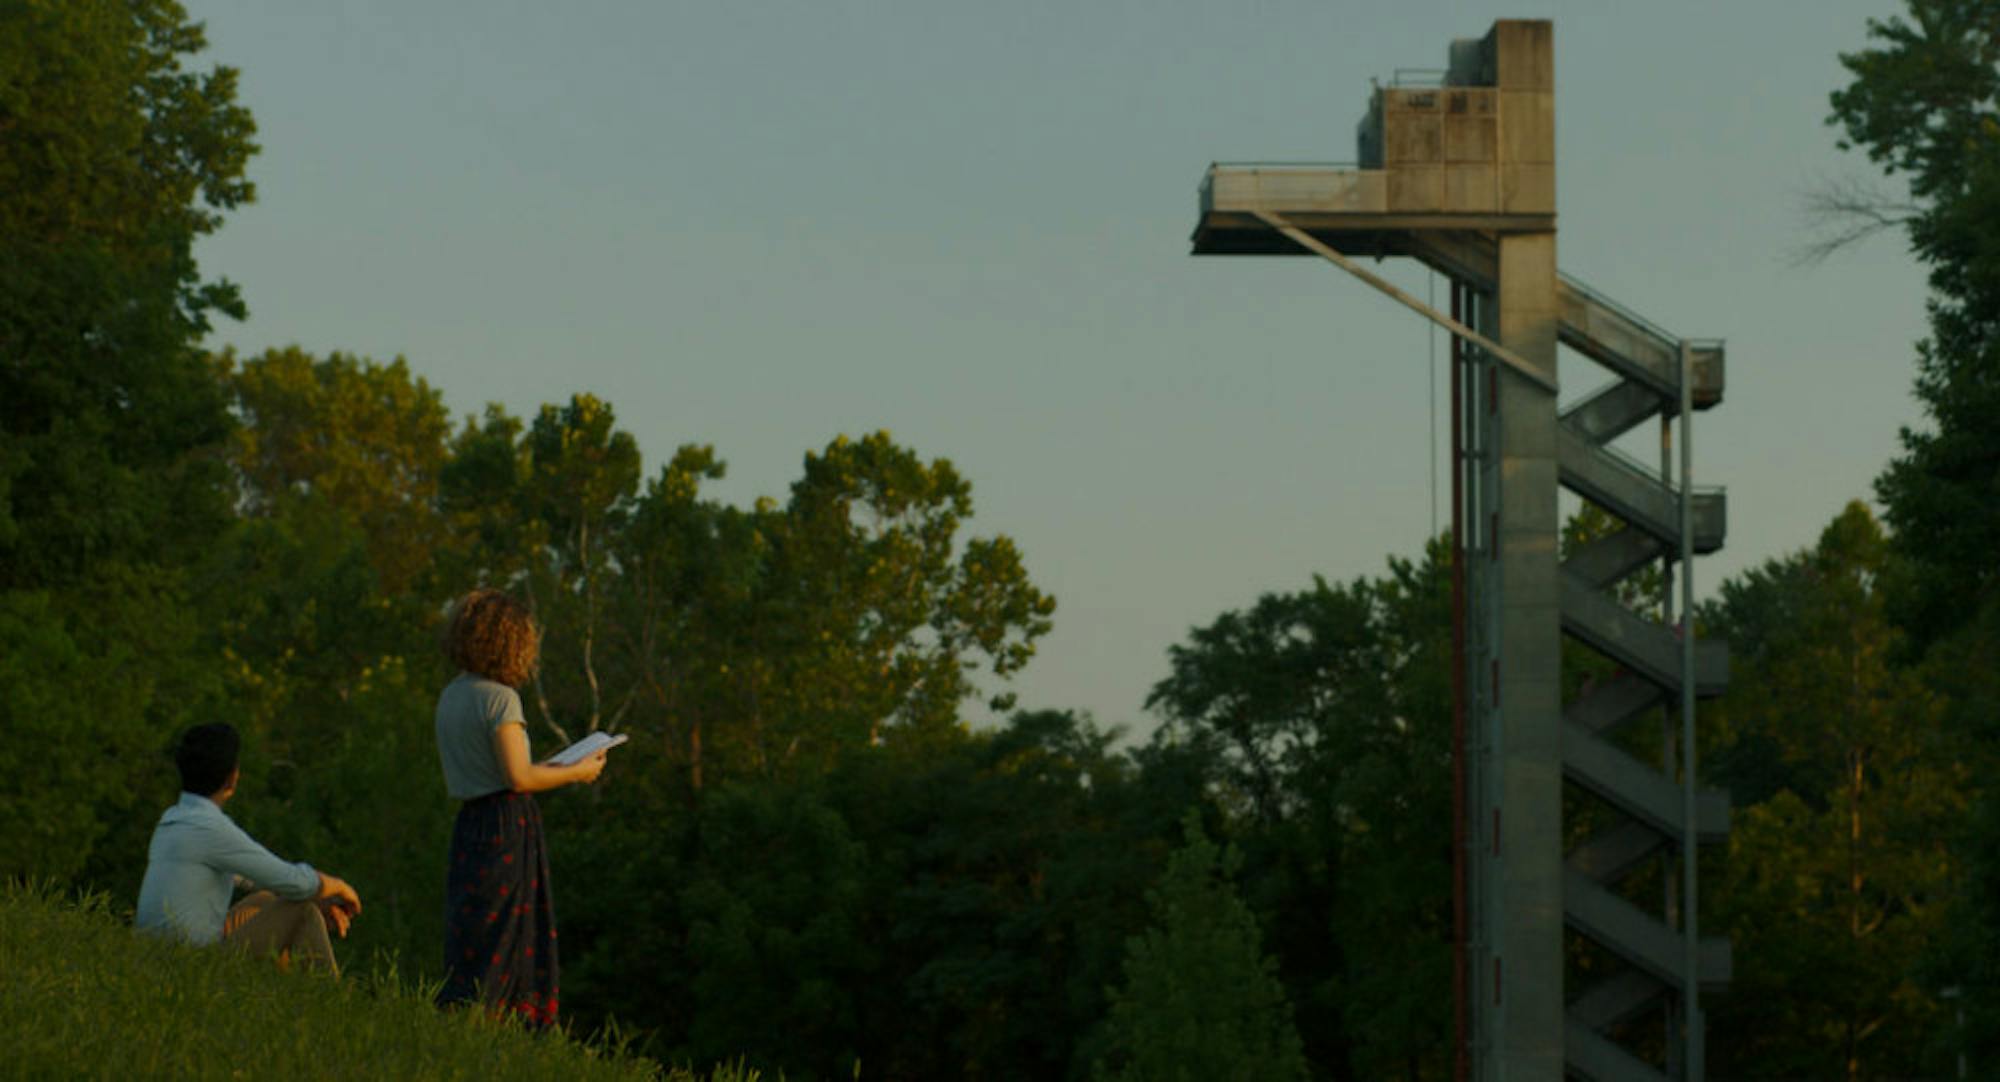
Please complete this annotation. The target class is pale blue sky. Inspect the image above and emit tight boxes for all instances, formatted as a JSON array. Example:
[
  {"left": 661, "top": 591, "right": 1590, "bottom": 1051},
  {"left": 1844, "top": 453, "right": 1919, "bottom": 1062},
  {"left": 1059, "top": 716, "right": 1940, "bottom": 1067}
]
[{"left": 186, "top": 0, "right": 1928, "bottom": 735}]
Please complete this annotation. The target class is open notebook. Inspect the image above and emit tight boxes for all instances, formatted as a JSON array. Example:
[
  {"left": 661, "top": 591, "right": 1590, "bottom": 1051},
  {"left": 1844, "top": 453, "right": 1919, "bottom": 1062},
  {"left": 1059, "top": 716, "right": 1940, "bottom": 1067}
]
[{"left": 548, "top": 730, "right": 628, "bottom": 766}]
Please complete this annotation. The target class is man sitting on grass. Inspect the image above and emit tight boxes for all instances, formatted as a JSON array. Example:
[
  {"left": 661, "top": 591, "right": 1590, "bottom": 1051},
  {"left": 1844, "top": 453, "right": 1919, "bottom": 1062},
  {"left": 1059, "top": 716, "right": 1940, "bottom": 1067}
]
[{"left": 135, "top": 723, "right": 362, "bottom": 975}]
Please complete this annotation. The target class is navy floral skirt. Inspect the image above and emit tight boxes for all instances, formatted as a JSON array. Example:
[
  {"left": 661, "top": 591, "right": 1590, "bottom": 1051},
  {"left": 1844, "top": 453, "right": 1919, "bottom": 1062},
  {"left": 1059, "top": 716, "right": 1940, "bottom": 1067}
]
[{"left": 438, "top": 790, "right": 559, "bottom": 1027}]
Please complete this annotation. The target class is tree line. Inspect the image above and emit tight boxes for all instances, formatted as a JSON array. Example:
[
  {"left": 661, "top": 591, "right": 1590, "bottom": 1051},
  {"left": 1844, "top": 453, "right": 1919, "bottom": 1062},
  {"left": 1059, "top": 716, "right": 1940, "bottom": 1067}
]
[{"left": 5, "top": 1, "right": 2000, "bottom": 1078}]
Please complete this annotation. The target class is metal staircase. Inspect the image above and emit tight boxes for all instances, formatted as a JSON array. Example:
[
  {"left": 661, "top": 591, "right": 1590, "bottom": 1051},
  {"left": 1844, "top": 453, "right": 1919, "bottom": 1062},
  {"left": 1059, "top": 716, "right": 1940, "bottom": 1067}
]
[
  {"left": 1553, "top": 278, "right": 1731, "bottom": 1082},
  {"left": 1424, "top": 226, "right": 1735, "bottom": 1076},
  {"left": 1557, "top": 427, "right": 1725, "bottom": 555}
]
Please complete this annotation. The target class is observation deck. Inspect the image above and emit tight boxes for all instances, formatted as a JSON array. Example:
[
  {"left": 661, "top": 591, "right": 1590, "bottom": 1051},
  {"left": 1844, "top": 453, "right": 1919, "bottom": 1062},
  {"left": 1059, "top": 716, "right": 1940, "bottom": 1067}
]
[{"left": 1192, "top": 161, "right": 1555, "bottom": 255}]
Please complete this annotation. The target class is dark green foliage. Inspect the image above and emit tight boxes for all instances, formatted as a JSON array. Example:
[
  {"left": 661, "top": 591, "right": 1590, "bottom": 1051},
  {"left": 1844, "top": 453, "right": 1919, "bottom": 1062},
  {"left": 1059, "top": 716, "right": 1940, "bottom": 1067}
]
[
  {"left": 1830, "top": 0, "right": 2000, "bottom": 649},
  {"left": 443, "top": 416, "right": 1056, "bottom": 791},
  {"left": 676, "top": 783, "right": 871, "bottom": 1081},
  {"left": 199, "top": 349, "right": 462, "bottom": 974},
  {"left": 1703, "top": 503, "right": 1960, "bottom": 1078},
  {"left": 1093, "top": 812, "right": 1307, "bottom": 1082},
  {"left": 1917, "top": 598, "right": 2000, "bottom": 1061},
  {"left": 220, "top": 347, "right": 456, "bottom": 596},
  {"left": 1830, "top": 3, "right": 2000, "bottom": 1060},
  {"left": 0, "top": 582, "right": 206, "bottom": 884},
  {"left": 0, "top": 0, "right": 252, "bottom": 588},
  {"left": 558, "top": 709, "right": 1171, "bottom": 1082},
  {"left": 0, "top": 0, "right": 255, "bottom": 888},
  {"left": 1146, "top": 539, "right": 1455, "bottom": 1079},
  {"left": 845, "top": 711, "right": 1156, "bottom": 1082}
]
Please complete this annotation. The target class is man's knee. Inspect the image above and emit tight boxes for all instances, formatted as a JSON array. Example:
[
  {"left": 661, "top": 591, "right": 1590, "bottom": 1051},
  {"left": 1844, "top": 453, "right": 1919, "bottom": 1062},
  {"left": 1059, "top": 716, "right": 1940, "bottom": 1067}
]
[
  {"left": 221, "top": 890, "right": 280, "bottom": 941},
  {"left": 223, "top": 895, "right": 336, "bottom": 974}
]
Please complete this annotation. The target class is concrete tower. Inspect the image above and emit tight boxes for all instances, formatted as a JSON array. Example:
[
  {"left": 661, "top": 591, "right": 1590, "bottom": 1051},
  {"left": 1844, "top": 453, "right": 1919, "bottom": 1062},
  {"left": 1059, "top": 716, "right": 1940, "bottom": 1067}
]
[{"left": 1190, "top": 21, "right": 1730, "bottom": 1081}]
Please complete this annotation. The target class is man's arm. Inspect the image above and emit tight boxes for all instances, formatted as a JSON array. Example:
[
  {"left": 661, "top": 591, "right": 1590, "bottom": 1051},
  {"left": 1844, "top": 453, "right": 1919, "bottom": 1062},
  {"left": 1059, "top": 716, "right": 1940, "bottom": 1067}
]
[
  {"left": 207, "top": 816, "right": 321, "bottom": 902},
  {"left": 209, "top": 817, "right": 362, "bottom": 933}
]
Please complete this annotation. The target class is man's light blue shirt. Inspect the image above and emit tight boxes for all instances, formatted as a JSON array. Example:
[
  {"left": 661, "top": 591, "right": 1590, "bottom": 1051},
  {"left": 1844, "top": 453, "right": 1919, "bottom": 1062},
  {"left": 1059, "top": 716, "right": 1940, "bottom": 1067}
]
[{"left": 134, "top": 792, "right": 319, "bottom": 945}]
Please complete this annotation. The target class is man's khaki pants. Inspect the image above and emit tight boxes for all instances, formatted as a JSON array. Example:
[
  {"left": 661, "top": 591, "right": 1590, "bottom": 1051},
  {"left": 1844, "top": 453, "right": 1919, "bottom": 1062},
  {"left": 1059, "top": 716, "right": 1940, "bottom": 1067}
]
[{"left": 221, "top": 891, "right": 338, "bottom": 977}]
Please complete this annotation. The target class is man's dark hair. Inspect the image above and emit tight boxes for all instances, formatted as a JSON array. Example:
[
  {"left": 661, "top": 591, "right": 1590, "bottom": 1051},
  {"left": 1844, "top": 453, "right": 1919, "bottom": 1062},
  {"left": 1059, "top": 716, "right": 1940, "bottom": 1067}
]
[{"left": 176, "top": 723, "right": 240, "bottom": 797}]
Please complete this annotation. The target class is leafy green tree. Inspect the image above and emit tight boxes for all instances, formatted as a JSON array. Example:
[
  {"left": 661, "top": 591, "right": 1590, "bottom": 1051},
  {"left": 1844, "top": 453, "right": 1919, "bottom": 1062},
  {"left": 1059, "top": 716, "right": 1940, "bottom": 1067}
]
[
  {"left": 437, "top": 420, "right": 1060, "bottom": 1068},
  {"left": 558, "top": 708, "right": 1172, "bottom": 1082},
  {"left": 479, "top": 427, "right": 1057, "bottom": 790},
  {"left": 516, "top": 394, "right": 643, "bottom": 741},
  {"left": 1704, "top": 503, "right": 1961, "bottom": 1079},
  {"left": 438, "top": 393, "right": 645, "bottom": 748},
  {"left": 0, "top": 0, "right": 253, "bottom": 588},
  {"left": 604, "top": 443, "right": 754, "bottom": 794},
  {"left": 439, "top": 403, "right": 532, "bottom": 581},
  {"left": 845, "top": 710, "right": 1157, "bottom": 1082},
  {"left": 1830, "top": 4, "right": 2000, "bottom": 1057},
  {"left": 1146, "top": 541, "right": 1455, "bottom": 1078},
  {"left": 1831, "top": 1, "right": 2000, "bottom": 647},
  {"left": 199, "top": 348, "right": 460, "bottom": 971},
  {"left": 225, "top": 643, "right": 448, "bottom": 977},
  {"left": 0, "top": 0, "right": 255, "bottom": 887},
  {"left": 751, "top": 432, "right": 1055, "bottom": 756},
  {"left": 0, "top": 581, "right": 205, "bottom": 884},
  {"left": 220, "top": 347, "right": 454, "bottom": 596},
  {"left": 1921, "top": 597, "right": 2000, "bottom": 1060},
  {"left": 672, "top": 781, "right": 873, "bottom": 1082},
  {"left": 1093, "top": 811, "right": 1307, "bottom": 1082}
]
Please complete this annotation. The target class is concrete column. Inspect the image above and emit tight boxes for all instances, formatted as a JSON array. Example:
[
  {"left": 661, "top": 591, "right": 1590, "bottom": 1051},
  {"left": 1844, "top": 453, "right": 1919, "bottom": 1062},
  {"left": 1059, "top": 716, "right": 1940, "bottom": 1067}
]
[
  {"left": 1486, "top": 229, "right": 1562, "bottom": 1080},
  {"left": 1475, "top": 23, "right": 1561, "bottom": 1080}
]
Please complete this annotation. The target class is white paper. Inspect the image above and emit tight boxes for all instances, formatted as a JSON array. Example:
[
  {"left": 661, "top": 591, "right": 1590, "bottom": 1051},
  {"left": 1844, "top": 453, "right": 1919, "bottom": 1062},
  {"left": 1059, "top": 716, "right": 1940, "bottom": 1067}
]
[{"left": 548, "top": 730, "right": 628, "bottom": 766}]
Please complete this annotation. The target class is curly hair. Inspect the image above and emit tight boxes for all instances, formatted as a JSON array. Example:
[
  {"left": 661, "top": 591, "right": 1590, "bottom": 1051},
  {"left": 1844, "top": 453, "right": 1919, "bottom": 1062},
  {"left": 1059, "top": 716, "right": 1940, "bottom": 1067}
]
[{"left": 445, "top": 589, "right": 540, "bottom": 688}]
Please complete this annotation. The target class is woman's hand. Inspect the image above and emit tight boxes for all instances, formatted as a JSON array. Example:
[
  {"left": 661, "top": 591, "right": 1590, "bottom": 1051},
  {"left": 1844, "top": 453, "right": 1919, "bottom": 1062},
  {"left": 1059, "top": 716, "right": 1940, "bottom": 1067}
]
[{"left": 572, "top": 751, "right": 608, "bottom": 785}]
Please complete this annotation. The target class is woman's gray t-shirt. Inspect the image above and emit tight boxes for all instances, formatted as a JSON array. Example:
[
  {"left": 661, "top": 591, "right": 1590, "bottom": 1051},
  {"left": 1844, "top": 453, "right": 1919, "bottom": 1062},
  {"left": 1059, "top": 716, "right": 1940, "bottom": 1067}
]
[{"left": 435, "top": 672, "right": 526, "bottom": 800}]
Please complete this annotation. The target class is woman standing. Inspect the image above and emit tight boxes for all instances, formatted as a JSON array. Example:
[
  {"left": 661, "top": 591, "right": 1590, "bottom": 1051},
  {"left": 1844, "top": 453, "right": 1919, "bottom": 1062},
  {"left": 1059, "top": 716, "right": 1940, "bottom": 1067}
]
[{"left": 434, "top": 589, "right": 606, "bottom": 1026}]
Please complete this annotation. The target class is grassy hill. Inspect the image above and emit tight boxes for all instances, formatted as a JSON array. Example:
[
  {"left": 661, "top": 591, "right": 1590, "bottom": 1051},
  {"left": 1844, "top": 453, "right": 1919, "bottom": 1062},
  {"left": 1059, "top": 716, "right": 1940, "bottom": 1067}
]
[{"left": 0, "top": 882, "right": 754, "bottom": 1081}]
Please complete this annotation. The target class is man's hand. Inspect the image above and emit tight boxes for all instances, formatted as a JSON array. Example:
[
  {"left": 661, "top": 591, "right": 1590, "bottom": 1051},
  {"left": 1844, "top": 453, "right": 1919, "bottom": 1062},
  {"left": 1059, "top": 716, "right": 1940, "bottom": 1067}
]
[
  {"left": 320, "top": 898, "right": 353, "bottom": 938},
  {"left": 316, "top": 871, "right": 362, "bottom": 936}
]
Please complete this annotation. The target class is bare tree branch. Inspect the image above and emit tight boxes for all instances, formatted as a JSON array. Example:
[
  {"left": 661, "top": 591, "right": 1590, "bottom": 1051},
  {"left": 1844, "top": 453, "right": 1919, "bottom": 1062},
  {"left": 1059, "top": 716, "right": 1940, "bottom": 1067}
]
[
  {"left": 520, "top": 574, "right": 574, "bottom": 747},
  {"left": 1791, "top": 174, "right": 1922, "bottom": 267}
]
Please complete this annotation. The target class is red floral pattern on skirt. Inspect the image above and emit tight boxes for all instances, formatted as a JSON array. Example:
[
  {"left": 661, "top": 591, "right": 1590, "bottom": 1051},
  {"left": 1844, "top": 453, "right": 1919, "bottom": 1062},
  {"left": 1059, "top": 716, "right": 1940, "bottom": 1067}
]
[{"left": 438, "top": 790, "right": 560, "bottom": 1028}]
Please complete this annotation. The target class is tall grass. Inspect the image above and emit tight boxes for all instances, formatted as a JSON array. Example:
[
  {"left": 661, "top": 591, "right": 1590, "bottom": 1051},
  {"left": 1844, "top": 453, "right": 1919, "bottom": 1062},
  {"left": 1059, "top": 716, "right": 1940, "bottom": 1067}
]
[{"left": 0, "top": 882, "right": 760, "bottom": 1081}]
